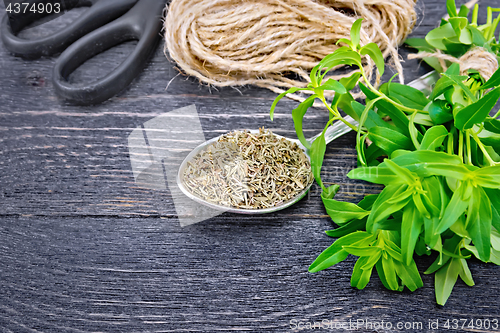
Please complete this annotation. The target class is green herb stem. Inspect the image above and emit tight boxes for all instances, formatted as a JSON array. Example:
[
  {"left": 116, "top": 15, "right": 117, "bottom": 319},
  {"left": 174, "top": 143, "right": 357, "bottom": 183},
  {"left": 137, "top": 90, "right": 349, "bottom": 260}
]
[
  {"left": 447, "top": 131, "right": 454, "bottom": 155},
  {"left": 321, "top": 97, "right": 363, "bottom": 133},
  {"left": 470, "top": 129, "right": 498, "bottom": 165},
  {"left": 458, "top": 130, "right": 464, "bottom": 163},
  {"left": 360, "top": 70, "right": 426, "bottom": 114},
  {"left": 465, "top": 130, "right": 473, "bottom": 165}
]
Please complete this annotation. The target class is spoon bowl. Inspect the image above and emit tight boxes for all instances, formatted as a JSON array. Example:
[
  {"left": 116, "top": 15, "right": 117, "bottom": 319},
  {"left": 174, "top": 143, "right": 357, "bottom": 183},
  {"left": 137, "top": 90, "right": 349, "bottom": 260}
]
[
  {"left": 175, "top": 71, "right": 438, "bottom": 214},
  {"left": 176, "top": 116, "right": 357, "bottom": 214}
]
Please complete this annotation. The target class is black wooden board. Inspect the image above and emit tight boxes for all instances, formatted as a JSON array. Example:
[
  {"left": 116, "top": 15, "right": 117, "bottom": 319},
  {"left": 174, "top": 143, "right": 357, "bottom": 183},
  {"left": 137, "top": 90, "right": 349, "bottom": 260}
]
[{"left": 1, "top": 1, "right": 499, "bottom": 332}]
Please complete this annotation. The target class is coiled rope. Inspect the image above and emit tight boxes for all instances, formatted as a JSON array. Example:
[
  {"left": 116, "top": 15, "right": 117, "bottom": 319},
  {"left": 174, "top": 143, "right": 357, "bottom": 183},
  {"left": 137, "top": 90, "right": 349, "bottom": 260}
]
[{"left": 164, "top": 0, "right": 418, "bottom": 101}]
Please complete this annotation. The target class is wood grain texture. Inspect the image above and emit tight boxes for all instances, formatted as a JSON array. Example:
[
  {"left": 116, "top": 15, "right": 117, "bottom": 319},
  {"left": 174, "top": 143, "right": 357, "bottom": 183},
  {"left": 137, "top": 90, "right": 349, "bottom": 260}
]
[{"left": 0, "top": 1, "right": 499, "bottom": 332}]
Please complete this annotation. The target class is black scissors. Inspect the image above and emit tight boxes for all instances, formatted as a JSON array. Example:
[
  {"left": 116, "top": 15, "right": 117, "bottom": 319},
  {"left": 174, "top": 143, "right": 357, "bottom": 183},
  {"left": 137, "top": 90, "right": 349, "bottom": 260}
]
[{"left": 1, "top": 0, "right": 166, "bottom": 105}]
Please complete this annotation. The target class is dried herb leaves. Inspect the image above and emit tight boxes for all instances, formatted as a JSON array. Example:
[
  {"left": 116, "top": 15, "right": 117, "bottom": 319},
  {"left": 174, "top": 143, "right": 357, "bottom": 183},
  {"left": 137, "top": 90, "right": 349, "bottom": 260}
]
[{"left": 182, "top": 128, "right": 313, "bottom": 209}]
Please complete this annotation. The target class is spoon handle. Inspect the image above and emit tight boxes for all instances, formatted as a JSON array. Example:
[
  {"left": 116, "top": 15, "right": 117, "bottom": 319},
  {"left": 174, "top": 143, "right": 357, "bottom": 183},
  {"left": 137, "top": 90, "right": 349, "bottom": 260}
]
[{"left": 307, "top": 115, "right": 358, "bottom": 145}]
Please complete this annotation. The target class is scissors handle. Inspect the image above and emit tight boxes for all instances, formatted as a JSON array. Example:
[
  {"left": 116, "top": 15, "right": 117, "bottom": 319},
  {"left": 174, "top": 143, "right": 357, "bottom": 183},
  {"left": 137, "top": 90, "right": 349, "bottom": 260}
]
[
  {"left": 1, "top": 0, "right": 137, "bottom": 58},
  {"left": 52, "top": 0, "right": 165, "bottom": 105}
]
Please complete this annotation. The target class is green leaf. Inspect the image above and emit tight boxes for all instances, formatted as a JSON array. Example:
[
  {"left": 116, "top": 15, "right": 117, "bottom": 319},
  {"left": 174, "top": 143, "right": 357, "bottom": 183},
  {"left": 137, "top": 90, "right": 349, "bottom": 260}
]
[
  {"left": 309, "top": 129, "right": 326, "bottom": 189},
  {"left": 350, "top": 100, "right": 391, "bottom": 131},
  {"left": 457, "top": 4, "right": 469, "bottom": 17},
  {"left": 450, "top": 215, "right": 470, "bottom": 238},
  {"left": 351, "top": 255, "right": 378, "bottom": 289},
  {"left": 310, "top": 47, "right": 348, "bottom": 86},
  {"left": 321, "top": 194, "right": 370, "bottom": 225},
  {"left": 427, "top": 100, "right": 454, "bottom": 125},
  {"left": 343, "top": 245, "right": 380, "bottom": 257},
  {"left": 421, "top": 176, "right": 443, "bottom": 215},
  {"left": 413, "top": 113, "right": 434, "bottom": 126},
  {"left": 360, "top": 42, "right": 385, "bottom": 76},
  {"left": 426, "top": 23, "right": 457, "bottom": 50},
  {"left": 484, "top": 188, "right": 500, "bottom": 232},
  {"left": 416, "top": 192, "right": 436, "bottom": 218},
  {"left": 401, "top": 202, "right": 424, "bottom": 266},
  {"left": 492, "top": 230, "right": 500, "bottom": 251},
  {"left": 367, "top": 184, "right": 412, "bottom": 233},
  {"left": 319, "top": 79, "right": 347, "bottom": 94},
  {"left": 409, "top": 111, "right": 421, "bottom": 149},
  {"left": 484, "top": 118, "right": 500, "bottom": 133},
  {"left": 444, "top": 85, "right": 469, "bottom": 110},
  {"left": 337, "top": 93, "right": 359, "bottom": 120},
  {"left": 448, "top": 17, "right": 471, "bottom": 44},
  {"left": 350, "top": 18, "right": 363, "bottom": 50},
  {"left": 469, "top": 25, "right": 487, "bottom": 47},
  {"left": 466, "top": 187, "right": 492, "bottom": 262},
  {"left": 472, "top": 165, "right": 500, "bottom": 188},
  {"left": 446, "top": 0, "right": 457, "bottom": 17},
  {"left": 435, "top": 257, "right": 461, "bottom": 305},
  {"left": 361, "top": 250, "right": 383, "bottom": 270},
  {"left": 292, "top": 95, "right": 316, "bottom": 148},
  {"left": 442, "top": 37, "right": 471, "bottom": 56},
  {"left": 425, "top": 254, "right": 450, "bottom": 274},
  {"left": 325, "top": 218, "right": 367, "bottom": 237},
  {"left": 339, "top": 72, "right": 362, "bottom": 91},
  {"left": 373, "top": 151, "right": 462, "bottom": 179},
  {"left": 358, "top": 194, "right": 379, "bottom": 210},
  {"left": 381, "top": 255, "right": 400, "bottom": 291},
  {"left": 336, "top": 38, "right": 353, "bottom": 48},
  {"left": 380, "top": 82, "right": 430, "bottom": 110},
  {"left": 308, "top": 231, "right": 375, "bottom": 273},
  {"left": 375, "top": 260, "right": 391, "bottom": 290},
  {"left": 480, "top": 66, "right": 500, "bottom": 90},
  {"left": 420, "top": 125, "right": 449, "bottom": 150},
  {"left": 405, "top": 38, "right": 435, "bottom": 52},
  {"left": 442, "top": 73, "right": 476, "bottom": 102},
  {"left": 386, "top": 186, "right": 413, "bottom": 205},
  {"left": 454, "top": 87, "right": 500, "bottom": 130},
  {"left": 458, "top": 258, "right": 475, "bottom": 286},
  {"left": 389, "top": 150, "right": 462, "bottom": 167},
  {"left": 313, "top": 48, "right": 362, "bottom": 84},
  {"left": 384, "top": 239, "right": 404, "bottom": 262},
  {"left": 424, "top": 217, "right": 442, "bottom": 250},
  {"left": 270, "top": 87, "right": 306, "bottom": 120},
  {"left": 491, "top": 248, "right": 500, "bottom": 265},
  {"left": 430, "top": 75, "right": 455, "bottom": 100},
  {"left": 393, "top": 259, "right": 423, "bottom": 292},
  {"left": 446, "top": 63, "right": 461, "bottom": 76},
  {"left": 348, "top": 166, "right": 399, "bottom": 185},
  {"left": 422, "top": 163, "right": 471, "bottom": 180},
  {"left": 368, "top": 126, "right": 413, "bottom": 155},
  {"left": 360, "top": 83, "right": 410, "bottom": 135},
  {"left": 436, "top": 181, "right": 470, "bottom": 234},
  {"left": 383, "top": 159, "right": 416, "bottom": 185}
]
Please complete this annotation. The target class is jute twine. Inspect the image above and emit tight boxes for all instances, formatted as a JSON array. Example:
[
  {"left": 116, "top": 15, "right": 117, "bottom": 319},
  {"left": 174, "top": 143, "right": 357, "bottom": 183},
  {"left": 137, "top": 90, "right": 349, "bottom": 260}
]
[
  {"left": 408, "top": 47, "right": 499, "bottom": 81},
  {"left": 164, "top": 0, "right": 417, "bottom": 102}
]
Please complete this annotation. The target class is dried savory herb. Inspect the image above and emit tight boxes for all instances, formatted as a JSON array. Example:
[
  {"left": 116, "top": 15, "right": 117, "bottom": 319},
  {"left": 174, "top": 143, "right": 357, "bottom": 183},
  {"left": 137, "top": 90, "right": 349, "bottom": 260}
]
[{"left": 182, "top": 128, "right": 313, "bottom": 209}]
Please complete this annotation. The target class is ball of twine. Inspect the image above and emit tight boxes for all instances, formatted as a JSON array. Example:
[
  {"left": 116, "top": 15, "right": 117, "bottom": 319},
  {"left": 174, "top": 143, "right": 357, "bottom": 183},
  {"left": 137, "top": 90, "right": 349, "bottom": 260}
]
[
  {"left": 164, "top": 0, "right": 417, "bottom": 101},
  {"left": 408, "top": 47, "right": 499, "bottom": 81}
]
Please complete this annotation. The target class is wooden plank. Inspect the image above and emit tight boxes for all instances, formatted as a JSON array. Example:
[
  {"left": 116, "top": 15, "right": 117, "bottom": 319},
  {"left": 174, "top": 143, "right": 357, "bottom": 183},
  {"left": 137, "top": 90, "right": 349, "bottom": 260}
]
[
  {"left": 1, "top": 216, "right": 499, "bottom": 331},
  {"left": 1, "top": 0, "right": 499, "bottom": 331}
]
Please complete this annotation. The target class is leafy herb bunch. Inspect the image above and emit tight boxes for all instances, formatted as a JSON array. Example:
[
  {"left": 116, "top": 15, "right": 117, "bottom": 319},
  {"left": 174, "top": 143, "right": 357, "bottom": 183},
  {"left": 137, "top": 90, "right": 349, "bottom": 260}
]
[
  {"left": 270, "top": 1, "right": 500, "bottom": 305},
  {"left": 406, "top": 0, "right": 500, "bottom": 72}
]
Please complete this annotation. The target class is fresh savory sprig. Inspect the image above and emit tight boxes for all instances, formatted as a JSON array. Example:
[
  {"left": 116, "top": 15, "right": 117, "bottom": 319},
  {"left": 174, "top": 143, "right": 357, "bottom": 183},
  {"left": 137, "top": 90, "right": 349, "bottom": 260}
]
[
  {"left": 406, "top": 0, "right": 500, "bottom": 72},
  {"left": 270, "top": 6, "right": 500, "bottom": 305}
]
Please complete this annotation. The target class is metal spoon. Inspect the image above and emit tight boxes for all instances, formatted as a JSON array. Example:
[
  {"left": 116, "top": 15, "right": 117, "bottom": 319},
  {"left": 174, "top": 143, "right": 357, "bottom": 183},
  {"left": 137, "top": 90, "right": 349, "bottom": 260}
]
[
  {"left": 176, "top": 116, "right": 357, "bottom": 214},
  {"left": 176, "top": 71, "right": 440, "bottom": 214}
]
